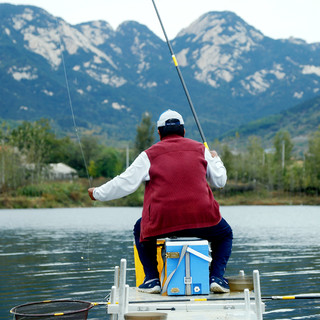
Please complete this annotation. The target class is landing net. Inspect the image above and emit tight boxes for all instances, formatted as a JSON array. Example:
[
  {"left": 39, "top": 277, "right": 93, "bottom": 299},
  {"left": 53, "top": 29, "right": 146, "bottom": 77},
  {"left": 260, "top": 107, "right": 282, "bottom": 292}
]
[{"left": 10, "top": 300, "right": 94, "bottom": 320}]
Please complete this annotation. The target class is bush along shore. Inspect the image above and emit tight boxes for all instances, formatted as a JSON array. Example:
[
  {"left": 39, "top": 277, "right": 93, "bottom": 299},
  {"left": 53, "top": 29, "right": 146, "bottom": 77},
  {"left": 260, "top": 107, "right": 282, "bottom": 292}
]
[
  {"left": 0, "top": 179, "right": 145, "bottom": 209},
  {"left": 1, "top": 118, "right": 320, "bottom": 209},
  {"left": 0, "top": 179, "right": 319, "bottom": 209}
]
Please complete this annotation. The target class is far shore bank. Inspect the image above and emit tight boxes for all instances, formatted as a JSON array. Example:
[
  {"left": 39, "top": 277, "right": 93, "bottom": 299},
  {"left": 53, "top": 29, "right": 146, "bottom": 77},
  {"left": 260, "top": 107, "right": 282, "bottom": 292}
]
[{"left": 0, "top": 180, "right": 319, "bottom": 209}]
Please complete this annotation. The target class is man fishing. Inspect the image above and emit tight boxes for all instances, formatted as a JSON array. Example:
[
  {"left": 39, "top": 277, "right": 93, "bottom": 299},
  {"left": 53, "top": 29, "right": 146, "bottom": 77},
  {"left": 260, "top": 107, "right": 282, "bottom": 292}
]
[{"left": 88, "top": 109, "right": 233, "bottom": 294}]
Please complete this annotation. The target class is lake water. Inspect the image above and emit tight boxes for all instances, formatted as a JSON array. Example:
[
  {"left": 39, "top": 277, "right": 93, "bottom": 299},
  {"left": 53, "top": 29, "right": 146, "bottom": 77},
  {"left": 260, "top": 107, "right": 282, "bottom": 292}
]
[{"left": 0, "top": 206, "right": 319, "bottom": 320}]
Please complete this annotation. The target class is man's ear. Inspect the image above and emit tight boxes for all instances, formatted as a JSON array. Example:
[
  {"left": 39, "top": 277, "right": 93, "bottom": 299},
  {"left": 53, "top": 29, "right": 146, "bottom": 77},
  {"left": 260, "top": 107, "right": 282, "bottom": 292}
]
[{"left": 183, "top": 129, "right": 186, "bottom": 137}]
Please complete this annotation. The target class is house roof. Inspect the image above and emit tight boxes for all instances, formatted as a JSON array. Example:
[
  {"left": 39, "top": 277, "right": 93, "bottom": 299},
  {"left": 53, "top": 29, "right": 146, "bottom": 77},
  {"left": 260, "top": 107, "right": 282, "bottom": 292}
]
[{"left": 49, "top": 163, "right": 77, "bottom": 174}]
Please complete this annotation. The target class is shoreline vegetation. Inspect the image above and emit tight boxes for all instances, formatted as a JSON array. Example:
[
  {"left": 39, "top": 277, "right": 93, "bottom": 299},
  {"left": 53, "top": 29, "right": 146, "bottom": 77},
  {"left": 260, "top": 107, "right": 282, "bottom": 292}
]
[
  {"left": 1, "top": 117, "right": 320, "bottom": 209},
  {"left": 0, "top": 179, "right": 319, "bottom": 210}
]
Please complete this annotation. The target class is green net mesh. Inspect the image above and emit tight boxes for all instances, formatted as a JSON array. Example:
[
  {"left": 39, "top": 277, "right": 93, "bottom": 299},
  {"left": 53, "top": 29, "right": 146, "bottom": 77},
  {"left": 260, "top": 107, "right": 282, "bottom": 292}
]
[{"left": 10, "top": 300, "right": 94, "bottom": 320}]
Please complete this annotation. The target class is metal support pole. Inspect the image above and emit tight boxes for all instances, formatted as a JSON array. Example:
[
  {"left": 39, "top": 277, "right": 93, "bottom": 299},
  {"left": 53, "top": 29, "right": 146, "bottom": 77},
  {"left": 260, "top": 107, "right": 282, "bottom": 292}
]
[
  {"left": 118, "top": 259, "right": 127, "bottom": 320},
  {"left": 253, "top": 270, "right": 263, "bottom": 320},
  {"left": 244, "top": 288, "right": 251, "bottom": 320},
  {"left": 109, "top": 285, "right": 117, "bottom": 320},
  {"left": 124, "top": 284, "right": 130, "bottom": 315},
  {"left": 114, "top": 265, "right": 120, "bottom": 288}
]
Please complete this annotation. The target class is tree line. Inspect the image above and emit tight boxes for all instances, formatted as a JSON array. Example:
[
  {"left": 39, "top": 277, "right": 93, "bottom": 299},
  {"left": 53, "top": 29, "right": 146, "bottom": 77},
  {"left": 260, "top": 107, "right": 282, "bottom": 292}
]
[
  {"left": 1, "top": 115, "right": 320, "bottom": 199},
  {"left": 0, "top": 115, "right": 155, "bottom": 193},
  {"left": 215, "top": 129, "right": 320, "bottom": 197}
]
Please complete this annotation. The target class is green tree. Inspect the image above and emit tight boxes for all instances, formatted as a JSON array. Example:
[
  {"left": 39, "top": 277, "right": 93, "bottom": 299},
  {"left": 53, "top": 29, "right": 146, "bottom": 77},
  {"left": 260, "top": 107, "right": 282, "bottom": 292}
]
[
  {"left": 60, "top": 139, "right": 86, "bottom": 177},
  {"left": 0, "top": 144, "right": 25, "bottom": 191},
  {"left": 54, "top": 136, "right": 99, "bottom": 178},
  {"left": 47, "top": 136, "right": 75, "bottom": 164},
  {"left": 272, "top": 131, "right": 293, "bottom": 189},
  {"left": 95, "top": 147, "right": 123, "bottom": 178},
  {"left": 134, "top": 112, "right": 155, "bottom": 155},
  {"left": 10, "top": 119, "right": 56, "bottom": 164},
  {"left": 263, "top": 152, "right": 275, "bottom": 191},
  {"left": 284, "top": 161, "right": 304, "bottom": 193},
  {"left": 305, "top": 127, "right": 320, "bottom": 192},
  {"left": 273, "top": 131, "right": 293, "bottom": 168},
  {"left": 81, "top": 135, "right": 99, "bottom": 168},
  {"left": 9, "top": 119, "right": 57, "bottom": 183},
  {"left": 88, "top": 160, "right": 98, "bottom": 178},
  {"left": 246, "top": 136, "right": 264, "bottom": 183},
  {"left": 220, "top": 144, "right": 235, "bottom": 179},
  {"left": 0, "top": 123, "right": 25, "bottom": 191}
]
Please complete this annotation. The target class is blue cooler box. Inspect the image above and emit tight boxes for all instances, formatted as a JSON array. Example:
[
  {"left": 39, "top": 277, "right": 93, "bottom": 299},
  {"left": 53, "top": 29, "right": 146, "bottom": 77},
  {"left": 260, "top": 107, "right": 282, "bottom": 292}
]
[{"left": 163, "top": 238, "right": 211, "bottom": 296}]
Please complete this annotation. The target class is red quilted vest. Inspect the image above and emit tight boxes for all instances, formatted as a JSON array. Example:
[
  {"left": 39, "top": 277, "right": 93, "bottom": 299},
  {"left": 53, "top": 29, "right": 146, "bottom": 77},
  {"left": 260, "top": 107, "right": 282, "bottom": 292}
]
[{"left": 140, "top": 135, "right": 221, "bottom": 241}]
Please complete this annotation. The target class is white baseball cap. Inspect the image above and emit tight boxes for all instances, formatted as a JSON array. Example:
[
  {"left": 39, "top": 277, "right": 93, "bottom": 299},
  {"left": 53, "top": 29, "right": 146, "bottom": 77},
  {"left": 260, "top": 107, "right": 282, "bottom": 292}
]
[{"left": 157, "top": 109, "right": 184, "bottom": 128}]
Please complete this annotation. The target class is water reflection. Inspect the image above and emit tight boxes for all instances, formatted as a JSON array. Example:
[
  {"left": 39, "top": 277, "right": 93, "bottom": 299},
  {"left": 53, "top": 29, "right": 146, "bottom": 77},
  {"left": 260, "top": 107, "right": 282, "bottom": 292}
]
[{"left": 0, "top": 206, "right": 319, "bottom": 319}]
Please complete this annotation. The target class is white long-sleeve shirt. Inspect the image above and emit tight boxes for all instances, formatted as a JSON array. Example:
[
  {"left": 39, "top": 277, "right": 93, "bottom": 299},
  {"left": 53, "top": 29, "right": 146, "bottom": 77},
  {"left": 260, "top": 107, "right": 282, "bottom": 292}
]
[{"left": 93, "top": 148, "right": 227, "bottom": 202}]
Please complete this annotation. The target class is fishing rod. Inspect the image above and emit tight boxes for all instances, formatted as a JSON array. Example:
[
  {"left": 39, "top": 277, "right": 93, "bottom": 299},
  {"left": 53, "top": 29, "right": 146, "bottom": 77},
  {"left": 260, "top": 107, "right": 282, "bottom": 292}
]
[
  {"left": 61, "top": 293, "right": 320, "bottom": 309},
  {"left": 263, "top": 293, "right": 320, "bottom": 300},
  {"left": 151, "top": 0, "right": 209, "bottom": 150},
  {"left": 25, "top": 293, "right": 320, "bottom": 309},
  {"left": 124, "top": 293, "right": 320, "bottom": 304}
]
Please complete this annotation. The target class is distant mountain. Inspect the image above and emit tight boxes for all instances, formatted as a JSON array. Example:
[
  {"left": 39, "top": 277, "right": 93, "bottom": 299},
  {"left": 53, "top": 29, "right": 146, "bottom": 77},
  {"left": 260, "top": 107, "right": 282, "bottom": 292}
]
[
  {"left": 221, "top": 95, "right": 320, "bottom": 153},
  {"left": 1, "top": 4, "right": 320, "bottom": 144}
]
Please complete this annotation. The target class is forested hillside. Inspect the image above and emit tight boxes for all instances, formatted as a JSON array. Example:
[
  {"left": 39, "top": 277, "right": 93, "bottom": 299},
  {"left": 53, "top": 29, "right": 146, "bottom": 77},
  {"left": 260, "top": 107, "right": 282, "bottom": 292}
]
[{"left": 221, "top": 95, "right": 320, "bottom": 154}]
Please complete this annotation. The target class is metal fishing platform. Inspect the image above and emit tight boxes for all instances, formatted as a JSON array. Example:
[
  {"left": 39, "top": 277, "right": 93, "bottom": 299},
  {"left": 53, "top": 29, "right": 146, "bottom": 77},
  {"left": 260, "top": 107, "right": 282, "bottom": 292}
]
[{"left": 107, "top": 259, "right": 265, "bottom": 320}]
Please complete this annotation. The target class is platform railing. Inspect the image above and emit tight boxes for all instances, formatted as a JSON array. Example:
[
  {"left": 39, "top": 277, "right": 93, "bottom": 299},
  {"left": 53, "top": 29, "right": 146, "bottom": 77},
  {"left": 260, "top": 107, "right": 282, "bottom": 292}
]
[{"left": 107, "top": 259, "right": 264, "bottom": 320}]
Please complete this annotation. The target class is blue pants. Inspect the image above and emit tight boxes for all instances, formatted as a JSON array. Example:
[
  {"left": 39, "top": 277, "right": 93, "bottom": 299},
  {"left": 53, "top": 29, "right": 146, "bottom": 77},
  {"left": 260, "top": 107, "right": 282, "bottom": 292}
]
[{"left": 133, "top": 218, "right": 233, "bottom": 281}]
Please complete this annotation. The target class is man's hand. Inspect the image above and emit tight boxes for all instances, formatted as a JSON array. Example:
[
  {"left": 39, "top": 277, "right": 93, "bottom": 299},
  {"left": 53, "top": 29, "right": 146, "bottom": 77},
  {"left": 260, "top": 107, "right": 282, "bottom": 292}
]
[
  {"left": 88, "top": 187, "right": 96, "bottom": 201},
  {"left": 210, "top": 150, "right": 218, "bottom": 158}
]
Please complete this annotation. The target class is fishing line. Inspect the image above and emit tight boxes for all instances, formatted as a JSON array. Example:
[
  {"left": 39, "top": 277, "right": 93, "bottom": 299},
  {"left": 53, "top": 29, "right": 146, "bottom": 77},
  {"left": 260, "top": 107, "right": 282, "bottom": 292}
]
[
  {"left": 56, "top": 20, "right": 92, "bottom": 188},
  {"left": 56, "top": 18, "right": 93, "bottom": 271}
]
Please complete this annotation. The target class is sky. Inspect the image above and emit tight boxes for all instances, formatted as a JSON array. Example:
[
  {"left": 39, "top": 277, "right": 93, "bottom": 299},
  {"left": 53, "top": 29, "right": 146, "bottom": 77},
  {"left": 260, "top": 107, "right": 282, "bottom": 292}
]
[{"left": 1, "top": 0, "right": 320, "bottom": 43}]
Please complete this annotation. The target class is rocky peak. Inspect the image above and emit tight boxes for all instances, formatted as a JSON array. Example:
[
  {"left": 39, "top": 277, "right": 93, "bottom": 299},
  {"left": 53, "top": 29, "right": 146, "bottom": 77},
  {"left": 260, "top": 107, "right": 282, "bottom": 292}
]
[{"left": 75, "top": 20, "right": 115, "bottom": 46}]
